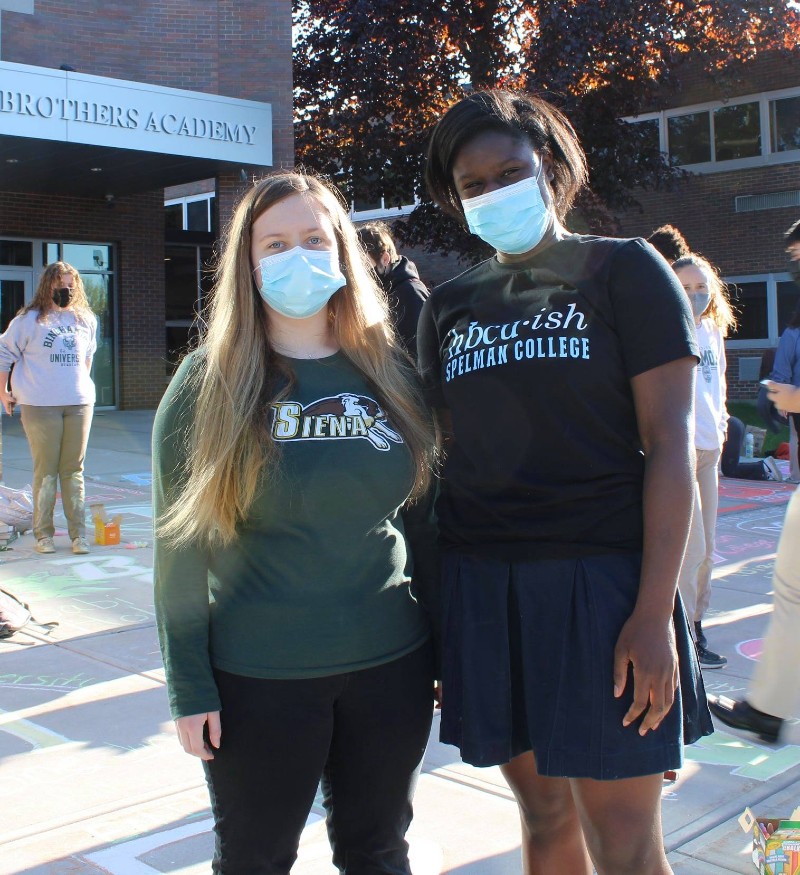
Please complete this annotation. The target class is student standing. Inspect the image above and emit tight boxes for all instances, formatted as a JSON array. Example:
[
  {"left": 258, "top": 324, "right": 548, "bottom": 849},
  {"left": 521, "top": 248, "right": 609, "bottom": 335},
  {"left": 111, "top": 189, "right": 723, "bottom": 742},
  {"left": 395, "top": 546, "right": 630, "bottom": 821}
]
[
  {"left": 153, "top": 171, "right": 439, "bottom": 874},
  {"left": 418, "top": 89, "right": 712, "bottom": 875},
  {"left": 0, "top": 261, "right": 96, "bottom": 554},
  {"left": 356, "top": 221, "right": 430, "bottom": 357},
  {"left": 671, "top": 253, "right": 736, "bottom": 669}
]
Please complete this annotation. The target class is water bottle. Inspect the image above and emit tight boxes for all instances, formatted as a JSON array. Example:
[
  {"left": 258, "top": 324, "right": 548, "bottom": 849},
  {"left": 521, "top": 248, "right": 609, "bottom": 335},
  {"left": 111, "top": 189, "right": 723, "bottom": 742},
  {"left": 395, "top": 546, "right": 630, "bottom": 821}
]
[{"left": 745, "top": 432, "right": 754, "bottom": 459}]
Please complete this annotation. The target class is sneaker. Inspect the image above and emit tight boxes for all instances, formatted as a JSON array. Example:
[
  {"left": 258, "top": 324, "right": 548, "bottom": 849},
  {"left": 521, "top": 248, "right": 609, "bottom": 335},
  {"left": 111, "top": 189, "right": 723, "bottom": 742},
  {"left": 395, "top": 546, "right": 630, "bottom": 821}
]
[
  {"left": 35, "top": 537, "right": 55, "bottom": 554},
  {"left": 696, "top": 643, "right": 727, "bottom": 669},
  {"left": 708, "top": 695, "right": 782, "bottom": 743},
  {"left": 72, "top": 537, "right": 90, "bottom": 555},
  {"left": 763, "top": 456, "right": 784, "bottom": 482},
  {"left": 694, "top": 621, "right": 707, "bottom": 649}
]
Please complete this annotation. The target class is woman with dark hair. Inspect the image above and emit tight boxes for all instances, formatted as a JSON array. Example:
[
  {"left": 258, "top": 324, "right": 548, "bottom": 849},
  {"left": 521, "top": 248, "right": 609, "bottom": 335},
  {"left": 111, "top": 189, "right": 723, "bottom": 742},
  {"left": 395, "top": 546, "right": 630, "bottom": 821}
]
[
  {"left": 356, "top": 221, "right": 430, "bottom": 356},
  {"left": 0, "top": 261, "right": 96, "bottom": 554},
  {"left": 770, "top": 300, "right": 800, "bottom": 481},
  {"left": 419, "top": 89, "right": 711, "bottom": 875},
  {"left": 647, "top": 225, "right": 690, "bottom": 263}
]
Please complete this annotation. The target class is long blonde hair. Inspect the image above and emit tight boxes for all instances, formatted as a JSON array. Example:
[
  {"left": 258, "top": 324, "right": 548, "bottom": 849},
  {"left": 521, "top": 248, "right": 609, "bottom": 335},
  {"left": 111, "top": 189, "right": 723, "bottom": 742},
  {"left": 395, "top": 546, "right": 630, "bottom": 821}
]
[
  {"left": 672, "top": 253, "right": 737, "bottom": 337},
  {"left": 158, "top": 171, "right": 437, "bottom": 548},
  {"left": 24, "top": 262, "right": 93, "bottom": 324}
]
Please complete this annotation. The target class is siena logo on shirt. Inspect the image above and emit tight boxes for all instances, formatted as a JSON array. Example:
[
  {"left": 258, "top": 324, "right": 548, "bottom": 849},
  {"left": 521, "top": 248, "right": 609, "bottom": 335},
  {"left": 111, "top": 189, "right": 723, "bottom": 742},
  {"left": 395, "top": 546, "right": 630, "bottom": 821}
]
[{"left": 271, "top": 394, "right": 403, "bottom": 451}]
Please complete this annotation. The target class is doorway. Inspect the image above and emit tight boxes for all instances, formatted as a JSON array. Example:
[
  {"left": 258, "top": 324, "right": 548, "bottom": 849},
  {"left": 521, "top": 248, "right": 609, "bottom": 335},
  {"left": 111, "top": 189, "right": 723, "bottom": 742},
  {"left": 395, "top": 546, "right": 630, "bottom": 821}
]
[{"left": 0, "top": 268, "right": 32, "bottom": 333}]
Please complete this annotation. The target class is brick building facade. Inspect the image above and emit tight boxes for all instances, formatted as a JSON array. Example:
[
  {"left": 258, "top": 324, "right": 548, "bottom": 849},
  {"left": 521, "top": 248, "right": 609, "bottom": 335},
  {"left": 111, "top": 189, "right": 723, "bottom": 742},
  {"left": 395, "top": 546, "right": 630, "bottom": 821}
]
[
  {"left": 0, "top": 0, "right": 293, "bottom": 408},
  {"left": 613, "top": 53, "right": 800, "bottom": 400}
]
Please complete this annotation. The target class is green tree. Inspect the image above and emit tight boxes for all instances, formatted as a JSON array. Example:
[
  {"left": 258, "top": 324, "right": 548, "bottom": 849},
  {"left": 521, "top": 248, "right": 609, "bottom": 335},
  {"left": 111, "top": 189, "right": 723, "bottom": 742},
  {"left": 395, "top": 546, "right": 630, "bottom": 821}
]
[{"left": 294, "top": 0, "right": 800, "bottom": 260}]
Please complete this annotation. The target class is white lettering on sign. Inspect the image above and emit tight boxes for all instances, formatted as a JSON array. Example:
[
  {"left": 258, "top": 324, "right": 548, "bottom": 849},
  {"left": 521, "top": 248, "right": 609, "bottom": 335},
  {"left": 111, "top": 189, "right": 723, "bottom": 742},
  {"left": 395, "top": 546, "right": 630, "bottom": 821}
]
[{"left": 0, "top": 59, "right": 272, "bottom": 165}]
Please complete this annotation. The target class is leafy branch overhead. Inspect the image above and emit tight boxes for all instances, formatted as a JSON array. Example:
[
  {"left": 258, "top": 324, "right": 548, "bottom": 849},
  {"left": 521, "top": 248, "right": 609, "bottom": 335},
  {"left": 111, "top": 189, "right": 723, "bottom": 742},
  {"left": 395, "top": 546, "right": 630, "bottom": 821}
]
[{"left": 294, "top": 1, "right": 800, "bottom": 261}]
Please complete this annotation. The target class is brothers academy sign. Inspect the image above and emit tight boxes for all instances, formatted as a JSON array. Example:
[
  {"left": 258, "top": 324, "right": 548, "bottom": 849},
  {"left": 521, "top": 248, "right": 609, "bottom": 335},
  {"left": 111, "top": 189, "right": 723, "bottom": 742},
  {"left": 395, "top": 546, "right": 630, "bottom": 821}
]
[{"left": 0, "top": 60, "right": 272, "bottom": 165}]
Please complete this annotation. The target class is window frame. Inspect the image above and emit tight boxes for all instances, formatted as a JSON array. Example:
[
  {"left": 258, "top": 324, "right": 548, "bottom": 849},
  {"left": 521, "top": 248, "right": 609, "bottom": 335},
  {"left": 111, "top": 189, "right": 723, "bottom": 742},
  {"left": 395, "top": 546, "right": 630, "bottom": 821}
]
[
  {"left": 164, "top": 192, "right": 216, "bottom": 232},
  {"left": 724, "top": 272, "right": 795, "bottom": 349},
  {"left": 624, "top": 85, "right": 800, "bottom": 174}
]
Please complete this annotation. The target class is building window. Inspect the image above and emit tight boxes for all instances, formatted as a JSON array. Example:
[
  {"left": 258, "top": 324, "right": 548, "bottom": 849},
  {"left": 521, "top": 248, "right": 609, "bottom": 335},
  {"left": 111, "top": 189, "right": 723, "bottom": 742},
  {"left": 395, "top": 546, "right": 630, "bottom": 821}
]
[
  {"left": 164, "top": 193, "right": 216, "bottom": 232},
  {"left": 770, "top": 95, "right": 800, "bottom": 153},
  {"left": 728, "top": 281, "right": 768, "bottom": 341},
  {"left": 626, "top": 87, "right": 800, "bottom": 172},
  {"left": 164, "top": 244, "right": 213, "bottom": 375},
  {"left": 714, "top": 101, "right": 761, "bottom": 161},
  {"left": 777, "top": 280, "right": 800, "bottom": 330},
  {"left": 0, "top": 240, "right": 33, "bottom": 266},
  {"left": 631, "top": 118, "right": 660, "bottom": 153},
  {"left": 667, "top": 112, "right": 711, "bottom": 166},
  {"left": 725, "top": 273, "right": 798, "bottom": 347}
]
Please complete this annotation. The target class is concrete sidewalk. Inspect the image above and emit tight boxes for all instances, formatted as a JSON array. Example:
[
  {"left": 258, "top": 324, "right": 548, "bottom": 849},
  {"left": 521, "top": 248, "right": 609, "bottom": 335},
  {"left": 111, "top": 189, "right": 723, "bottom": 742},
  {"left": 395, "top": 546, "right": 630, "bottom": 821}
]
[{"left": 1, "top": 409, "right": 799, "bottom": 875}]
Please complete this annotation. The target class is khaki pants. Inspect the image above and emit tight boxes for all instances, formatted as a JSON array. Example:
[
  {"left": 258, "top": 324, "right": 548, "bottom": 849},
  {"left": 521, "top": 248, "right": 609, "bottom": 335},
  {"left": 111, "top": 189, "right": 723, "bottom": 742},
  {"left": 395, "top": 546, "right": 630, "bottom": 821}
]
[
  {"left": 749, "top": 486, "right": 800, "bottom": 720},
  {"left": 677, "top": 447, "right": 721, "bottom": 626},
  {"left": 19, "top": 404, "right": 93, "bottom": 541}
]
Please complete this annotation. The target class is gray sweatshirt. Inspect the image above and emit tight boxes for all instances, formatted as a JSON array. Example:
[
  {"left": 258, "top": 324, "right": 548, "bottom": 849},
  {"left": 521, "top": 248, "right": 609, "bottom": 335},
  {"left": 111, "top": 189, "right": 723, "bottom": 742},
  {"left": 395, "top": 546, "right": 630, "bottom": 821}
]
[{"left": 0, "top": 309, "right": 97, "bottom": 406}]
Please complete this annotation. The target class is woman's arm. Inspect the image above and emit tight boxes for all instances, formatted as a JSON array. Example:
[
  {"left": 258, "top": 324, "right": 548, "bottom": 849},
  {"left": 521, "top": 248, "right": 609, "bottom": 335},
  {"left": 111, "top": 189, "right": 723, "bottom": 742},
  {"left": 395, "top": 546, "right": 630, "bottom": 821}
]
[
  {"left": 152, "top": 355, "right": 221, "bottom": 757},
  {"left": 0, "top": 370, "right": 14, "bottom": 414},
  {"left": 614, "top": 356, "right": 696, "bottom": 735}
]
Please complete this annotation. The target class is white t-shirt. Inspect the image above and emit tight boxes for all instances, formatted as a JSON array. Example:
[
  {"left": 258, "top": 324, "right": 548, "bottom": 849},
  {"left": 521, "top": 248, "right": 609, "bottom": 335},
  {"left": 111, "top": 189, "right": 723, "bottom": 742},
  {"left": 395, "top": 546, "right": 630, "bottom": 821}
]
[
  {"left": 694, "top": 317, "right": 728, "bottom": 451},
  {"left": 0, "top": 308, "right": 98, "bottom": 406}
]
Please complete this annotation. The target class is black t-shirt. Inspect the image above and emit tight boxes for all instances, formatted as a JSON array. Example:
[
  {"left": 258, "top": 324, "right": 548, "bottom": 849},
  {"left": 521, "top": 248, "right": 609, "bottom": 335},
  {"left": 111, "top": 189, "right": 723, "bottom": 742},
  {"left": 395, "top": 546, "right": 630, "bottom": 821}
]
[{"left": 417, "top": 235, "right": 698, "bottom": 560}]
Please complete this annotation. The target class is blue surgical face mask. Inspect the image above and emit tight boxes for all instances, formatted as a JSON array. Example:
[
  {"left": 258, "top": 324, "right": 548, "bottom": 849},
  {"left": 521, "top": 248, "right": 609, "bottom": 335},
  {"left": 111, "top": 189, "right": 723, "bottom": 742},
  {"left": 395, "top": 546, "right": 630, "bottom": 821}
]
[
  {"left": 256, "top": 246, "right": 347, "bottom": 319},
  {"left": 461, "top": 164, "right": 550, "bottom": 255}
]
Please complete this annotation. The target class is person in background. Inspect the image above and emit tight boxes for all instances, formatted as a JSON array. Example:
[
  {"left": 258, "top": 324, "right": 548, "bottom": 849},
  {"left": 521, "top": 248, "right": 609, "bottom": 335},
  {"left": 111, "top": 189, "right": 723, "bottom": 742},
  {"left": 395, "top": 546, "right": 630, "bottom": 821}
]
[
  {"left": 153, "top": 171, "right": 439, "bottom": 874},
  {"left": 356, "top": 221, "right": 430, "bottom": 357},
  {"left": 709, "top": 377, "right": 800, "bottom": 742},
  {"left": 671, "top": 254, "right": 737, "bottom": 669},
  {"left": 647, "top": 224, "right": 690, "bottom": 263},
  {"left": 770, "top": 303, "right": 800, "bottom": 483},
  {"left": 419, "top": 88, "right": 711, "bottom": 875},
  {"left": 0, "top": 262, "right": 96, "bottom": 555}
]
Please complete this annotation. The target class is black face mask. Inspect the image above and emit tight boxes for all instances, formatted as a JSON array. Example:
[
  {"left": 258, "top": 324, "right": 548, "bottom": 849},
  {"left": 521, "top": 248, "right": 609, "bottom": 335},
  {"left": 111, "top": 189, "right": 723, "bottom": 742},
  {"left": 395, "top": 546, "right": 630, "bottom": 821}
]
[{"left": 52, "top": 287, "right": 73, "bottom": 308}]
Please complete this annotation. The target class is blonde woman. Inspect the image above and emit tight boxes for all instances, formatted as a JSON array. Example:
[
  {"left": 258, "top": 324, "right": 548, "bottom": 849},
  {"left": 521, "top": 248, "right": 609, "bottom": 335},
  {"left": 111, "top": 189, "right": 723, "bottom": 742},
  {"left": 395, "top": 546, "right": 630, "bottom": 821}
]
[
  {"left": 153, "top": 171, "right": 439, "bottom": 874},
  {"left": 0, "top": 262, "right": 96, "bottom": 554},
  {"left": 671, "top": 253, "right": 737, "bottom": 669}
]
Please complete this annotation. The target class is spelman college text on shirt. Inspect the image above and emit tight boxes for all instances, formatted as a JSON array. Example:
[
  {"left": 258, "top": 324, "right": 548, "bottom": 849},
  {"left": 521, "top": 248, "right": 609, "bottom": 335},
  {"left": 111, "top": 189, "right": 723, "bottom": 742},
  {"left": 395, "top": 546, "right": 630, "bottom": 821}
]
[
  {"left": 0, "top": 309, "right": 98, "bottom": 406},
  {"left": 417, "top": 235, "right": 698, "bottom": 561},
  {"left": 443, "top": 300, "right": 590, "bottom": 383}
]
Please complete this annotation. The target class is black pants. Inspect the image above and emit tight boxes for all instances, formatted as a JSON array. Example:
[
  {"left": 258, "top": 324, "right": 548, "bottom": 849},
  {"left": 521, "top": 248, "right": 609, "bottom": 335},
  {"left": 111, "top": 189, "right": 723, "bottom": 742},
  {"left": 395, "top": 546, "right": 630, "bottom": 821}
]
[{"left": 204, "top": 642, "right": 434, "bottom": 875}]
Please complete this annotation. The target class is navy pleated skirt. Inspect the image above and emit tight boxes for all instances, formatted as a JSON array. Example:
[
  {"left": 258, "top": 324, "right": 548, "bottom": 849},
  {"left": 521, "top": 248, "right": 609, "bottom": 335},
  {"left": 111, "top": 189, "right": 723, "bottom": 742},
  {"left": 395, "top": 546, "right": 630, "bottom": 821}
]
[{"left": 439, "top": 551, "right": 713, "bottom": 779}]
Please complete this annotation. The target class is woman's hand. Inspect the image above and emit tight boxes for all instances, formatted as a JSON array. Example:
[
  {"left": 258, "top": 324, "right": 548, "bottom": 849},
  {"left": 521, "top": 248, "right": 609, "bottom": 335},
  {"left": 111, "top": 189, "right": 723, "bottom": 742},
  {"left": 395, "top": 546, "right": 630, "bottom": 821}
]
[
  {"left": 613, "top": 612, "right": 678, "bottom": 735},
  {"left": 763, "top": 380, "right": 800, "bottom": 416},
  {"left": 175, "top": 711, "right": 221, "bottom": 760},
  {"left": 0, "top": 385, "right": 15, "bottom": 415}
]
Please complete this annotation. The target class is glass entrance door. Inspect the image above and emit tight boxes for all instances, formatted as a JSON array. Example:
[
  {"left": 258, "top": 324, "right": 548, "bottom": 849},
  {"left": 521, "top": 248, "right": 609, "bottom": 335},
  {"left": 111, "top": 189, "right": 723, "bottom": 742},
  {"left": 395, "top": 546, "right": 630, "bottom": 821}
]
[{"left": 0, "top": 269, "right": 32, "bottom": 334}]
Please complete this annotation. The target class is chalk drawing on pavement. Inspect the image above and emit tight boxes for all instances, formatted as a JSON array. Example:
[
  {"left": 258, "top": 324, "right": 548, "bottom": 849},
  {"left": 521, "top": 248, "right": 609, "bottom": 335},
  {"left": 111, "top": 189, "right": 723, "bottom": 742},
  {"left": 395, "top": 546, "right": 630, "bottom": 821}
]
[
  {"left": 119, "top": 473, "right": 152, "bottom": 486},
  {"left": 737, "top": 638, "right": 763, "bottom": 661},
  {"left": 0, "top": 707, "right": 71, "bottom": 751},
  {"left": 685, "top": 730, "right": 800, "bottom": 781}
]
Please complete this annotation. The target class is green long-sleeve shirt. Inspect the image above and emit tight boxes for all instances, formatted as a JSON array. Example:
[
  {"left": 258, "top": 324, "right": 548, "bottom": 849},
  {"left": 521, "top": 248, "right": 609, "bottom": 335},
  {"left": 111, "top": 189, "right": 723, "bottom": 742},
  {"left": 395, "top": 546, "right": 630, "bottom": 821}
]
[{"left": 153, "top": 351, "right": 439, "bottom": 719}]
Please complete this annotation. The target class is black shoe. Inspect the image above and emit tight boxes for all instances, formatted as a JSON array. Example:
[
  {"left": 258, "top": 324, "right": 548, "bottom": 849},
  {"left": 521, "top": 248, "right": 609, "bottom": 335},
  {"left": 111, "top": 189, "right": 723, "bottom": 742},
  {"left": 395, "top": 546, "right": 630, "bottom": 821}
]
[
  {"left": 696, "top": 643, "right": 727, "bottom": 669},
  {"left": 707, "top": 695, "right": 782, "bottom": 743},
  {"left": 694, "top": 621, "right": 707, "bottom": 649}
]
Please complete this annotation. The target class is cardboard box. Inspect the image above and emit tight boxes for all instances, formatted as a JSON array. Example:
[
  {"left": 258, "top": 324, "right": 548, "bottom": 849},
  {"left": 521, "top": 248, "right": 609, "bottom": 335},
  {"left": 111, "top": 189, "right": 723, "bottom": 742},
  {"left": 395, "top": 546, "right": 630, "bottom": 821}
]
[
  {"left": 89, "top": 503, "right": 122, "bottom": 546},
  {"left": 740, "top": 808, "right": 800, "bottom": 874}
]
